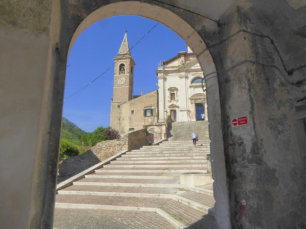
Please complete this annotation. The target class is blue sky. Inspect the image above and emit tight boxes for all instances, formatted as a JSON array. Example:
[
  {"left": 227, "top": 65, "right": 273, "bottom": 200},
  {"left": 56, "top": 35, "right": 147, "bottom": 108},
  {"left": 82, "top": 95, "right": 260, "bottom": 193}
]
[{"left": 63, "top": 16, "right": 186, "bottom": 132}]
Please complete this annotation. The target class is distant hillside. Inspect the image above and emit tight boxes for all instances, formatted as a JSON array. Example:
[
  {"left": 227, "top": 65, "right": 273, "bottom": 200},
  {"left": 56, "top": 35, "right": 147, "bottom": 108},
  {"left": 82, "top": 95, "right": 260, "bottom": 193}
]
[{"left": 61, "top": 117, "right": 86, "bottom": 145}]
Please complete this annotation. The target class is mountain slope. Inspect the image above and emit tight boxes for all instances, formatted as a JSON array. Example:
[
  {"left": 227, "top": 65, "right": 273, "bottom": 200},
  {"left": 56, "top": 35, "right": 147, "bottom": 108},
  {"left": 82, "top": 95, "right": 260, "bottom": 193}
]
[{"left": 61, "top": 117, "right": 86, "bottom": 145}]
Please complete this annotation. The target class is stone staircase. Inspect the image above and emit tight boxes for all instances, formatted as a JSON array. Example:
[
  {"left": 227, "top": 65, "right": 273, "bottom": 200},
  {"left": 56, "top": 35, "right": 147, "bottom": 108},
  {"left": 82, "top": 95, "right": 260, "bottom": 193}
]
[
  {"left": 168, "top": 121, "right": 209, "bottom": 141},
  {"left": 54, "top": 140, "right": 216, "bottom": 229}
]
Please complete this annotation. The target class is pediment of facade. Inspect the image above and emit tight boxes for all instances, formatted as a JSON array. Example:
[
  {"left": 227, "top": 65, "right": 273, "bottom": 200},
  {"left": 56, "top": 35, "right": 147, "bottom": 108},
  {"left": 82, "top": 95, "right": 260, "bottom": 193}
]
[
  {"left": 168, "top": 104, "right": 179, "bottom": 108},
  {"left": 190, "top": 93, "right": 205, "bottom": 98}
]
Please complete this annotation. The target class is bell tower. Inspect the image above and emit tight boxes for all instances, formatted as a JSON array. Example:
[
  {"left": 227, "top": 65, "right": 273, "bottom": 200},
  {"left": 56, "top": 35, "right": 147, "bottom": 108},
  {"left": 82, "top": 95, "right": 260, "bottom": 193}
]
[{"left": 110, "top": 32, "right": 135, "bottom": 131}]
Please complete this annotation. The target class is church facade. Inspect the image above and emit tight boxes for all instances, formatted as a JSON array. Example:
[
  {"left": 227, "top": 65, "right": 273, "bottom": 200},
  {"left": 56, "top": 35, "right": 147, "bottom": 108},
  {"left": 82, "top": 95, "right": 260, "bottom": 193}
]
[{"left": 110, "top": 33, "right": 207, "bottom": 141}]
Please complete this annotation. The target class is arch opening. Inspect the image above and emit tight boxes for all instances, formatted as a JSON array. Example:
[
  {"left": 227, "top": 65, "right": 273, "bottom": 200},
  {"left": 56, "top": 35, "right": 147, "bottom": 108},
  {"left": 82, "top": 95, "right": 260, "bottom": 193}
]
[{"left": 52, "top": 2, "right": 230, "bottom": 229}]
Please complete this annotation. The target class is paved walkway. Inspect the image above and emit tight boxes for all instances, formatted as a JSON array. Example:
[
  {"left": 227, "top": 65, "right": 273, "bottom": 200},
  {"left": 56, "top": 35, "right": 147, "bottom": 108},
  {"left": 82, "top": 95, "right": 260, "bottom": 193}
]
[{"left": 54, "top": 140, "right": 217, "bottom": 229}]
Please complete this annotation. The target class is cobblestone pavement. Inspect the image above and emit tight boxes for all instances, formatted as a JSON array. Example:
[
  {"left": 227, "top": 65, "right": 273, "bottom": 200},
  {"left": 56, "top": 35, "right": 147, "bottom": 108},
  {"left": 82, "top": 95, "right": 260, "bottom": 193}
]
[{"left": 54, "top": 209, "right": 174, "bottom": 229}]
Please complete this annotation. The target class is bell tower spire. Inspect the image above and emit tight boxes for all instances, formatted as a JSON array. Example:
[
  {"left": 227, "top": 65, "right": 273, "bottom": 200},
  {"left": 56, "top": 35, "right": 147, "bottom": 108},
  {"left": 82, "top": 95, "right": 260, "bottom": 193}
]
[
  {"left": 118, "top": 32, "right": 131, "bottom": 55},
  {"left": 110, "top": 32, "right": 136, "bottom": 131}
]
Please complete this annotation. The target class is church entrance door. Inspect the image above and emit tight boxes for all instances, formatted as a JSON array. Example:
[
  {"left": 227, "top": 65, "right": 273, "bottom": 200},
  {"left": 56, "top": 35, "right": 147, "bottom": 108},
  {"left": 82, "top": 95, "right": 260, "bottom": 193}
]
[
  {"left": 170, "top": 110, "right": 176, "bottom": 122},
  {"left": 195, "top": 103, "right": 204, "bottom": 121}
]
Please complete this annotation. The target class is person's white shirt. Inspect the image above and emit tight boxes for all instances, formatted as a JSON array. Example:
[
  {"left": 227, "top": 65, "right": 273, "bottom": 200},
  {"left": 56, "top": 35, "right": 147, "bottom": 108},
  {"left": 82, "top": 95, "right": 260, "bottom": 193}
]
[{"left": 192, "top": 133, "right": 197, "bottom": 139}]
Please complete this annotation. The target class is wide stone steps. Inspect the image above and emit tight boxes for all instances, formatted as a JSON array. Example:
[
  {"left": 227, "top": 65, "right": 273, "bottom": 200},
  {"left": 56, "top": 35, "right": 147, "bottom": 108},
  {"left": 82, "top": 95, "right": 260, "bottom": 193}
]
[
  {"left": 54, "top": 140, "right": 216, "bottom": 229},
  {"left": 168, "top": 121, "right": 210, "bottom": 141}
]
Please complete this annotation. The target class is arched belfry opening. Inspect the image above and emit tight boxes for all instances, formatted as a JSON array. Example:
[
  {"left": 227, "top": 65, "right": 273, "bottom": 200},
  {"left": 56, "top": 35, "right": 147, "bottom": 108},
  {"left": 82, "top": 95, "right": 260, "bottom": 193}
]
[{"left": 48, "top": 2, "right": 229, "bottom": 229}]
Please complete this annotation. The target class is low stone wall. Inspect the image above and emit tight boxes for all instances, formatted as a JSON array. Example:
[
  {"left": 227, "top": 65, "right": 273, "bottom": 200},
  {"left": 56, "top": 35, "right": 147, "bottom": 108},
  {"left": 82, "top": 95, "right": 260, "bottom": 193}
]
[
  {"left": 91, "top": 138, "right": 128, "bottom": 161},
  {"left": 57, "top": 132, "right": 149, "bottom": 183},
  {"left": 127, "top": 129, "right": 148, "bottom": 150},
  {"left": 57, "top": 138, "right": 128, "bottom": 183}
]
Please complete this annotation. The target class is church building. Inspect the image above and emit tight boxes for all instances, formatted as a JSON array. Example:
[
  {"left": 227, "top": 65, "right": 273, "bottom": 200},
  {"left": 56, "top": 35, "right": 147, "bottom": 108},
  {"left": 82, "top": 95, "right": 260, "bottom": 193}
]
[{"left": 110, "top": 32, "right": 207, "bottom": 141}]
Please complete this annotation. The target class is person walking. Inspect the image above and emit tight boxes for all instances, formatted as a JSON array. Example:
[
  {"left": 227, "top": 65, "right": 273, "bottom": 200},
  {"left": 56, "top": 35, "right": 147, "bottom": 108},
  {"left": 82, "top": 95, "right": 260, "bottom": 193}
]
[{"left": 192, "top": 132, "right": 198, "bottom": 146}]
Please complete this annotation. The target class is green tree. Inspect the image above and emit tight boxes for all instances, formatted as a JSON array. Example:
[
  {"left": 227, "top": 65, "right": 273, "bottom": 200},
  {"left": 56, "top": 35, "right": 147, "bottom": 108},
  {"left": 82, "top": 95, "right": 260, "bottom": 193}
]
[
  {"left": 81, "top": 126, "right": 107, "bottom": 146},
  {"left": 104, "top": 127, "right": 120, "bottom": 140},
  {"left": 59, "top": 139, "right": 79, "bottom": 159}
]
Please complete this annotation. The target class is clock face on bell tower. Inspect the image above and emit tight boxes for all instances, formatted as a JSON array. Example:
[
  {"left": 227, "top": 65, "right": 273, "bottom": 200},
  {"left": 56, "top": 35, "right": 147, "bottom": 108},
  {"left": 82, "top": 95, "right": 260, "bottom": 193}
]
[{"left": 117, "top": 76, "right": 126, "bottom": 85}]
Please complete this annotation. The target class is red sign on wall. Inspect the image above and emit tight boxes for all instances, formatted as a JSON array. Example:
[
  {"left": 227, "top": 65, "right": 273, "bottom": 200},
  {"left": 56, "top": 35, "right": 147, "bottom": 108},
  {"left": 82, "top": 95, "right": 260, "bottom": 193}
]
[
  {"left": 232, "top": 118, "right": 238, "bottom": 127},
  {"left": 232, "top": 116, "right": 248, "bottom": 127},
  {"left": 238, "top": 116, "right": 248, "bottom": 125}
]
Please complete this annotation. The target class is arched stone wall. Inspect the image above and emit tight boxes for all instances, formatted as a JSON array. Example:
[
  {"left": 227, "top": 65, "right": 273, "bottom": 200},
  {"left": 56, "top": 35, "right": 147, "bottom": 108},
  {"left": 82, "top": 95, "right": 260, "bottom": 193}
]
[
  {"left": 1, "top": 1, "right": 306, "bottom": 229},
  {"left": 61, "top": 2, "right": 230, "bottom": 229}
]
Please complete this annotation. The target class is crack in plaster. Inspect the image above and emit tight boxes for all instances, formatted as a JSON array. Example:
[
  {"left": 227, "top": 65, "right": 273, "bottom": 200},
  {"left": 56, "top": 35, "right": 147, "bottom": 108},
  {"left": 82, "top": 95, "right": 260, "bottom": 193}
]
[
  {"left": 150, "top": 0, "right": 221, "bottom": 25},
  {"left": 197, "top": 29, "right": 306, "bottom": 86}
]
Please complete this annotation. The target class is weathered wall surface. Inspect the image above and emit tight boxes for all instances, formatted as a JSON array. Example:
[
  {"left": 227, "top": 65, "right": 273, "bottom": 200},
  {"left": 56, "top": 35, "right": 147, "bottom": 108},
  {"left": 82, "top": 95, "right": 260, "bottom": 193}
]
[
  {"left": 91, "top": 138, "right": 128, "bottom": 160},
  {"left": 0, "top": 1, "right": 60, "bottom": 229},
  {"left": 209, "top": 2, "right": 306, "bottom": 228},
  {"left": 119, "top": 90, "right": 158, "bottom": 135},
  {"left": 0, "top": 0, "right": 306, "bottom": 229},
  {"left": 127, "top": 129, "right": 149, "bottom": 150}
]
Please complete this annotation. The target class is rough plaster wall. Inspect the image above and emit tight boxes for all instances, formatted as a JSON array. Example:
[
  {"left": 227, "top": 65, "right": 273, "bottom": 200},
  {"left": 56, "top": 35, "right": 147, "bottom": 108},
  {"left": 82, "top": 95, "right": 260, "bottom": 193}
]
[
  {"left": 0, "top": 28, "right": 47, "bottom": 229},
  {"left": 119, "top": 90, "right": 158, "bottom": 135},
  {"left": 0, "top": 1, "right": 56, "bottom": 228},
  {"left": 118, "top": 102, "right": 130, "bottom": 134},
  {"left": 127, "top": 129, "right": 149, "bottom": 150},
  {"left": 208, "top": 1, "right": 306, "bottom": 228},
  {"left": 110, "top": 102, "right": 121, "bottom": 132}
]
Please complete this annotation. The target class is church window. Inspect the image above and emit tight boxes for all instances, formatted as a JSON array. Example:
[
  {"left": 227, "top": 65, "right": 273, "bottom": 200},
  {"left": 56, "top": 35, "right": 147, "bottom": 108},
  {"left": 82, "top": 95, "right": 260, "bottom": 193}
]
[
  {"left": 168, "top": 87, "right": 178, "bottom": 102},
  {"left": 131, "top": 110, "right": 134, "bottom": 115},
  {"left": 191, "top": 77, "right": 203, "bottom": 84},
  {"left": 170, "top": 92, "right": 175, "bottom": 101},
  {"left": 144, "top": 108, "right": 153, "bottom": 117},
  {"left": 119, "top": 64, "right": 125, "bottom": 74}
]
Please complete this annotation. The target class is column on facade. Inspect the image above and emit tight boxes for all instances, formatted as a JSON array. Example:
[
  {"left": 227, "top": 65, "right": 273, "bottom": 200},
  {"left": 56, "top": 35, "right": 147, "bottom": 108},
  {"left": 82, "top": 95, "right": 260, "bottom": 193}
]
[
  {"left": 157, "top": 73, "right": 165, "bottom": 123},
  {"left": 183, "top": 72, "right": 190, "bottom": 121},
  {"left": 204, "top": 97, "right": 208, "bottom": 121}
]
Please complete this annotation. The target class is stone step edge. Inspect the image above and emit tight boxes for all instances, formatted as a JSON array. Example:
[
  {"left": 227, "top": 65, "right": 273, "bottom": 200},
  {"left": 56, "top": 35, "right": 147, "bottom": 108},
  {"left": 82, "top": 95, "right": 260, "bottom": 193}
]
[
  {"left": 95, "top": 169, "right": 208, "bottom": 173},
  {"left": 72, "top": 182, "right": 213, "bottom": 196},
  {"left": 85, "top": 174, "right": 175, "bottom": 180},
  {"left": 55, "top": 202, "right": 186, "bottom": 229},
  {"left": 128, "top": 151, "right": 208, "bottom": 154},
  {"left": 123, "top": 154, "right": 207, "bottom": 157},
  {"left": 118, "top": 157, "right": 207, "bottom": 160},
  {"left": 105, "top": 164, "right": 206, "bottom": 168},
  {"left": 111, "top": 160, "right": 207, "bottom": 164},
  {"left": 57, "top": 190, "right": 209, "bottom": 213},
  {"left": 139, "top": 148, "right": 209, "bottom": 150}
]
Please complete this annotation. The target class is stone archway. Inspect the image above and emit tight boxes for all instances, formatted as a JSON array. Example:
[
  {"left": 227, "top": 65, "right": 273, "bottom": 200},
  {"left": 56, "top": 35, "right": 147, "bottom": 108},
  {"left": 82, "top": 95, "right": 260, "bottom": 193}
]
[
  {"left": 55, "top": 2, "right": 229, "bottom": 229},
  {"left": 2, "top": 1, "right": 306, "bottom": 229}
]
